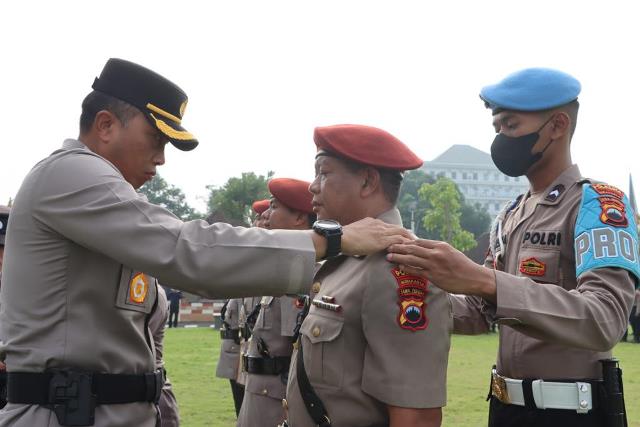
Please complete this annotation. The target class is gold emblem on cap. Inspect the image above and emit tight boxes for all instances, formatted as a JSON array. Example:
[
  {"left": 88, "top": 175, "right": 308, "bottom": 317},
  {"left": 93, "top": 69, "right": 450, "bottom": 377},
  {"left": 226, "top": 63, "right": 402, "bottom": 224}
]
[{"left": 179, "top": 100, "right": 188, "bottom": 117}]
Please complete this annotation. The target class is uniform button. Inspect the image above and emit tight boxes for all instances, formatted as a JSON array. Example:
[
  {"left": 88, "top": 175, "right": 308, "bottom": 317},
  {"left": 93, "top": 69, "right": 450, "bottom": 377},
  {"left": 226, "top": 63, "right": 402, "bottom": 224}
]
[
  {"left": 312, "top": 282, "right": 321, "bottom": 293},
  {"left": 262, "top": 389, "right": 268, "bottom": 395},
  {"left": 312, "top": 326, "right": 321, "bottom": 337}
]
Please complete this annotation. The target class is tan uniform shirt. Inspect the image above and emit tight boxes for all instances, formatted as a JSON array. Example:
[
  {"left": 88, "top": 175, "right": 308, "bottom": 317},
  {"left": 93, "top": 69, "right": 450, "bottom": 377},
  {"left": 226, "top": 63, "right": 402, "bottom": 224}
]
[
  {"left": 216, "top": 298, "right": 242, "bottom": 380},
  {"left": 452, "top": 165, "right": 638, "bottom": 380},
  {"left": 237, "top": 296, "right": 302, "bottom": 427},
  {"left": 0, "top": 139, "right": 315, "bottom": 427},
  {"left": 150, "top": 286, "right": 180, "bottom": 427},
  {"left": 236, "top": 297, "right": 261, "bottom": 386},
  {"left": 286, "top": 209, "right": 451, "bottom": 427}
]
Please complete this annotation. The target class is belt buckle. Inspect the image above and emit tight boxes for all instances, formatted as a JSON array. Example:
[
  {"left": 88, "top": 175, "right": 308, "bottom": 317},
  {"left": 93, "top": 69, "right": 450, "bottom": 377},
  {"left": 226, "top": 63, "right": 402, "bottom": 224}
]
[{"left": 491, "top": 369, "right": 510, "bottom": 404}]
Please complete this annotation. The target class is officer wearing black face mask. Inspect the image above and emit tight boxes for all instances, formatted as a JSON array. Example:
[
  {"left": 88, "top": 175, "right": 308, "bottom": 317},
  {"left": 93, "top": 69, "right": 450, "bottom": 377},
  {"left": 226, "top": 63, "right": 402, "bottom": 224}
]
[{"left": 388, "top": 68, "right": 638, "bottom": 427}]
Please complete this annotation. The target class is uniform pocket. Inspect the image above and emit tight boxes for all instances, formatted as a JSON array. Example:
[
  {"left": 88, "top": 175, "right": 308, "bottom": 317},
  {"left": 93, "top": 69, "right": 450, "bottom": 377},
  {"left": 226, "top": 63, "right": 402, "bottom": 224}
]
[
  {"left": 114, "top": 266, "right": 157, "bottom": 313},
  {"left": 301, "top": 314, "right": 344, "bottom": 388},
  {"left": 516, "top": 248, "right": 560, "bottom": 284}
]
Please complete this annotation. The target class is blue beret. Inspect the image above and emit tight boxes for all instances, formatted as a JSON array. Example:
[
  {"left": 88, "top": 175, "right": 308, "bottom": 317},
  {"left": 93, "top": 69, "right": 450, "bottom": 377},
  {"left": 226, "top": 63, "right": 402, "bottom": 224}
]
[{"left": 480, "top": 68, "right": 581, "bottom": 113}]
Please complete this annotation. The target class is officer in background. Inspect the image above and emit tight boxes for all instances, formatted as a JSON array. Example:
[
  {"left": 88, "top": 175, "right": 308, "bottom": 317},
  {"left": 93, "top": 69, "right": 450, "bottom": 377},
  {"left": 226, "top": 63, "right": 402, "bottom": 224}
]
[
  {"left": 0, "top": 59, "right": 411, "bottom": 427},
  {"left": 237, "top": 178, "right": 315, "bottom": 427},
  {"left": 150, "top": 286, "right": 180, "bottom": 427},
  {"left": 0, "top": 206, "right": 9, "bottom": 280},
  {"left": 0, "top": 206, "right": 8, "bottom": 408},
  {"left": 252, "top": 199, "right": 271, "bottom": 227},
  {"left": 235, "top": 201, "right": 270, "bottom": 402},
  {"left": 236, "top": 296, "right": 261, "bottom": 397},
  {"left": 215, "top": 298, "right": 244, "bottom": 416},
  {"left": 214, "top": 202, "right": 269, "bottom": 417},
  {"left": 284, "top": 125, "right": 451, "bottom": 427},
  {"left": 165, "top": 288, "right": 183, "bottom": 328},
  {"left": 389, "top": 69, "right": 638, "bottom": 427}
]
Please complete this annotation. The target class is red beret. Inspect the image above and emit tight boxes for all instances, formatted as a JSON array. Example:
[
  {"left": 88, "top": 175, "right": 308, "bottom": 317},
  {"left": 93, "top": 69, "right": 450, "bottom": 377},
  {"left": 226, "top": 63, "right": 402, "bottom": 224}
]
[
  {"left": 251, "top": 199, "right": 270, "bottom": 214},
  {"left": 314, "top": 124, "right": 423, "bottom": 170},
  {"left": 268, "top": 178, "right": 313, "bottom": 215}
]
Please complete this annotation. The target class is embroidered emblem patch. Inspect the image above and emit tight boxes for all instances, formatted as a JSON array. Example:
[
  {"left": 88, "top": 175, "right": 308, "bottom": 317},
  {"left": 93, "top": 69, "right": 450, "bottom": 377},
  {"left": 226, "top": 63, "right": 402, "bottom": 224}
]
[
  {"left": 592, "top": 184, "right": 628, "bottom": 228},
  {"left": 575, "top": 183, "right": 640, "bottom": 281},
  {"left": 129, "top": 272, "right": 149, "bottom": 304},
  {"left": 392, "top": 267, "right": 428, "bottom": 331},
  {"left": 519, "top": 257, "right": 546, "bottom": 277},
  {"left": 545, "top": 184, "right": 565, "bottom": 202}
]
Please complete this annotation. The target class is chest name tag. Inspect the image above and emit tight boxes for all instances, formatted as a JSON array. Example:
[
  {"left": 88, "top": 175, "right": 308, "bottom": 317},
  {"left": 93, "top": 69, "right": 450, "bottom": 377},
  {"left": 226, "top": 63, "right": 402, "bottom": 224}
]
[
  {"left": 522, "top": 231, "right": 562, "bottom": 246},
  {"left": 574, "top": 184, "right": 640, "bottom": 280}
]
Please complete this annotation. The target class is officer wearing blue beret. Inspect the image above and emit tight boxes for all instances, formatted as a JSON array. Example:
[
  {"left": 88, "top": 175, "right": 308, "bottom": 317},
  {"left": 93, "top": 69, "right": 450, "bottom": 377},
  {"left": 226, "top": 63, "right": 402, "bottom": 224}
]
[{"left": 389, "top": 68, "right": 637, "bottom": 427}]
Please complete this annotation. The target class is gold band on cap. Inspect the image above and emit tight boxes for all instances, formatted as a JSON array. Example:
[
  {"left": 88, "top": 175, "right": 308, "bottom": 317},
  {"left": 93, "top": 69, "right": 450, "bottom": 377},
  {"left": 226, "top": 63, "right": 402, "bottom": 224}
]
[
  {"left": 150, "top": 114, "right": 195, "bottom": 141},
  {"left": 146, "top": 103, "right": 182, "bottom": 124}
]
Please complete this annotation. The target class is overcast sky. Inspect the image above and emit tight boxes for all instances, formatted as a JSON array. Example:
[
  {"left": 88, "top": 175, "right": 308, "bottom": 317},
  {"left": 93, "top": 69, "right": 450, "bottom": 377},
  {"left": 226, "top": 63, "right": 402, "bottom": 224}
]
[{"left": 2, "top": 0, "right": 639, "bottom": 212}]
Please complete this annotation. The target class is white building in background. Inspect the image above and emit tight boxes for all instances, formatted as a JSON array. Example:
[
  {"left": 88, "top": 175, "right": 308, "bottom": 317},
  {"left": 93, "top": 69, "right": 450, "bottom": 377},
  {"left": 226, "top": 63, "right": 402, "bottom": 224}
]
[{"left": 422, "top": 144, "right": 529, "bottom": 218}]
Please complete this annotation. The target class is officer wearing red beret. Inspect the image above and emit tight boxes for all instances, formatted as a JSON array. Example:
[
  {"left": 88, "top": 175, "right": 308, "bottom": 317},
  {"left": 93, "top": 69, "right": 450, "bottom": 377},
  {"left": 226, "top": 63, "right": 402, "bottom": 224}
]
[
  {"left": 218, "top": 200, "right": 272, "bottom": 416},
  {"left": 282, "top": 125, "right": 451, "bottom": 427},
  {"left": 237, "top": 178, "right": 316, "bottom": 427},
  {"left": 252, "top": 199, "right": 271, "bottom": 227}
]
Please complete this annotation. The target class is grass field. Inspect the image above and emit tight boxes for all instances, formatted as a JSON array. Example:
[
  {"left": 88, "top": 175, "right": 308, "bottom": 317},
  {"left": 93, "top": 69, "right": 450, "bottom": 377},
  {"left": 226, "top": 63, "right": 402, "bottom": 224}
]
[{"left": 164, "top": 328, "right": 640, "bottom": 427}]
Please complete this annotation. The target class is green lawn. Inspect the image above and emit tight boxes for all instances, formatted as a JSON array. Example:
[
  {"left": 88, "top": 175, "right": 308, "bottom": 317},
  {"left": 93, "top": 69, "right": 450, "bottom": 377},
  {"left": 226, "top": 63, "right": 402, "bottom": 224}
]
[{"left": 164, "top": 328, "right": 640, "bottom": 427}]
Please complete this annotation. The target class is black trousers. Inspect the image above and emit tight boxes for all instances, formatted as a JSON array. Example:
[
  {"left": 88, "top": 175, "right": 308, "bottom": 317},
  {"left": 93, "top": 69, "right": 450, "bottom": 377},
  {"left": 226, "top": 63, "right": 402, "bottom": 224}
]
[
  {"left": 168, "top": 308, "right": 179, "bottom": 328},
  {"left": 488, "top": 397, "right": 604, "bottom": 427},
  {"left": 229, "top": 379, "right": 245, "bottom": 417}
]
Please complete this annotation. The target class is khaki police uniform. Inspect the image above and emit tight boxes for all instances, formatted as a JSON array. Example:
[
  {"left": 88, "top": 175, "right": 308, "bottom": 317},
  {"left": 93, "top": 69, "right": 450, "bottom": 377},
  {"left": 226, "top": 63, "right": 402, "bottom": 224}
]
[
  {"left": 237, "top": 295, "right": 301, "bottom": 427},
  {"left": 150, "top": 286, "right": 180, "bottom": 427},
  {"left": 236, "top": 297, "right": 261, "bottom": 387},
  {"left": 0, "top": 139, "right": 316, "bottom": 427},
  {"left": 452, "top": 165, "right": 637, "bottom": 381},
  {"left": 215, "top": 298, "right": 244, "bottom": 416},
  {"left": 216, "top": 299, "right": 242, "bottom": 380},
  {"left": 285, "top": 209, "right": 451, "bottom": 427}
]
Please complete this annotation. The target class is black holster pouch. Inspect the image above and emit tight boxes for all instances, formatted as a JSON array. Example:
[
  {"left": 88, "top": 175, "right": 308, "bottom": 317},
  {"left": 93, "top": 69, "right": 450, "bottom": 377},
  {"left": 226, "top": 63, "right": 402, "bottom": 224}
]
[
  {"left": 47, "top": 370, "right": 96, "bottom": 426},
  {"left": 600, "top": 358, "right": 627, "bottom": 427}
]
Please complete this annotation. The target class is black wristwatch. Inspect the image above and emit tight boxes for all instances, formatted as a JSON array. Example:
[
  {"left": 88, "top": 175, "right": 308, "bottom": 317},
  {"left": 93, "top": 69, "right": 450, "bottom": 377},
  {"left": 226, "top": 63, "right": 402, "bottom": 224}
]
[{"left": 312, "top": 219, "right": 342, "bottom": 259}]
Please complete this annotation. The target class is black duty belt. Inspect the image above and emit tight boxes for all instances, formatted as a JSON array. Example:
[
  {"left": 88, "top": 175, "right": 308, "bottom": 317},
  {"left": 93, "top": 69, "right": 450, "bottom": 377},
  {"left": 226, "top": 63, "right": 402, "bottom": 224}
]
[
  {"left": 220, "top": 328, "right": 240, "bottom": 344},
  {"left": 242, "top": 355, "right": 291, "bottom": 376},
  {"left": 7, "top": 369, "right": 164, "bottom": 405}
]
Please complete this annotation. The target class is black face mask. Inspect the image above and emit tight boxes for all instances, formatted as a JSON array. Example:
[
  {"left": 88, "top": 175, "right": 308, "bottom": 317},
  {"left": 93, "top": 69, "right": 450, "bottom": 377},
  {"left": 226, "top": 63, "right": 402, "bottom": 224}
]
[{"left": 490, "top": 116, "right": 555, "bottom": 177}]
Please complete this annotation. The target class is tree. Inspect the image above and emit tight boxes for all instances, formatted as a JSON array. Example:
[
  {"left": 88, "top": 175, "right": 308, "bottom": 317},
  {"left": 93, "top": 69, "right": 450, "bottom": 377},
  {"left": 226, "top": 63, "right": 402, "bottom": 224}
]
[
  {"left": 418, "top": 177, "right": 477, "bottom": 251},
  {"left": 397, "top": 170, "right": 436, "bottom": 238},
  {"left": 139, "top": 174, "right": 199, "bottom": 221},
  {"left": 206, "top": 171, "right": 274, "bottom": 226},
  {"left": 460, "top": 199, "right": 491, "bottom": 238}
]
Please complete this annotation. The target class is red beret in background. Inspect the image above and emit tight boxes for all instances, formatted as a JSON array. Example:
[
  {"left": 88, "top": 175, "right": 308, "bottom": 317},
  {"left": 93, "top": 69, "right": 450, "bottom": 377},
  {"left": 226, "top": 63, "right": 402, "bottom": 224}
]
[
  {"left": 268, "top": 178, "right": 313, "bottom": 214},
  {"left": 252, "top": 199, "right": 270, "bottom": 214},
  {"left": 314, "top": 124, "right": 423, "bottom": 170}
]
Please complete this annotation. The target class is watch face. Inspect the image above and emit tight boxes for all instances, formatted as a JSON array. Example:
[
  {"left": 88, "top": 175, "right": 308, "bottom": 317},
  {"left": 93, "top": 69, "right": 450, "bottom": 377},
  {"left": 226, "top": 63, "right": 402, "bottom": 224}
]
[{"left": 315, "top": 219, "right": 341, "bottom": 230}]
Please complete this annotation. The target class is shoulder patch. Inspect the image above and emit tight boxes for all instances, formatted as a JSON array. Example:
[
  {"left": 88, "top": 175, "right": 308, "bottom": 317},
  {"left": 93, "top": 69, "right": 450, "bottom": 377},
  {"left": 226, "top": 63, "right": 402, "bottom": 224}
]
[
  {"left": 575, "top": 184, "right": 640, "bottom": 281},
  {"left": 129, "top": 272, "right": 150, "bottom": 304},
  {"left": 392, "top": 267, "right": 429, "bottom": 331}
]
